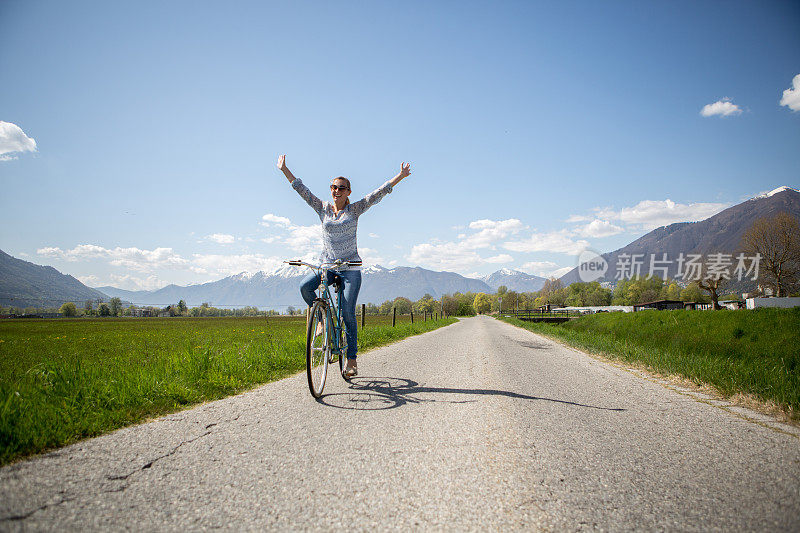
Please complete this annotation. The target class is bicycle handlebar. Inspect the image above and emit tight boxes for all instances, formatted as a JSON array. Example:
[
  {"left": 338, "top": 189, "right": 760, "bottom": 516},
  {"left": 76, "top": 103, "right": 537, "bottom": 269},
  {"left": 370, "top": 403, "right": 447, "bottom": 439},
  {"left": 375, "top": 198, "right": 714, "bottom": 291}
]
[{"left": 285, "top": 260, "right": 362, "bottom": 269}]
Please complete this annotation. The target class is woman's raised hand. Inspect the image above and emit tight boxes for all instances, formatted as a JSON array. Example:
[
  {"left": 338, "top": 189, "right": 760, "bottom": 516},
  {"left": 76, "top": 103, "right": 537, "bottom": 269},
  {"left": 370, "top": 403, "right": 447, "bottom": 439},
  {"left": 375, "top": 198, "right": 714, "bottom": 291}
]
[
  {"left": 400, "top": 162, "right": 412, "bottom": 178},
  {"left": 278, "top": 154, "right": 296, "bottom": 183}
]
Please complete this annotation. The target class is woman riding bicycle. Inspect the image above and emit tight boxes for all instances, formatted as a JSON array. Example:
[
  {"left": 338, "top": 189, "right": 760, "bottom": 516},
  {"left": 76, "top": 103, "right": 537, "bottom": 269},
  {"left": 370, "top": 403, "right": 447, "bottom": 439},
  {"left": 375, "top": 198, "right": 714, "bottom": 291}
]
[{"left": 277, "top": 155, "right": 411, "bottom": 377}]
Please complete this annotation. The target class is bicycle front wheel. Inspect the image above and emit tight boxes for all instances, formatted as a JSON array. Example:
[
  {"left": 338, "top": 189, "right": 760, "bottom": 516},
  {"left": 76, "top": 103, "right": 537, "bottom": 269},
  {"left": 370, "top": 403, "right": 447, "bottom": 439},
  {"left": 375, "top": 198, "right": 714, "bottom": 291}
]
[
  {"left": 306, "top": 300, "right": 330, "bottom": 398},
  {"left": 339, "top": 320, "right": 348, "bottom": 378}
]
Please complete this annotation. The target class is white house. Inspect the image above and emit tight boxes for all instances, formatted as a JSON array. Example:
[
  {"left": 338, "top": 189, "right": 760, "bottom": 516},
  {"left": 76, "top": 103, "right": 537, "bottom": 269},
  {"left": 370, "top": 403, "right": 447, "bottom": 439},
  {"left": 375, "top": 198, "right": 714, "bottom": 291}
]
[{"left": 745, "top": 297, "right": 800, "bottom": 309}]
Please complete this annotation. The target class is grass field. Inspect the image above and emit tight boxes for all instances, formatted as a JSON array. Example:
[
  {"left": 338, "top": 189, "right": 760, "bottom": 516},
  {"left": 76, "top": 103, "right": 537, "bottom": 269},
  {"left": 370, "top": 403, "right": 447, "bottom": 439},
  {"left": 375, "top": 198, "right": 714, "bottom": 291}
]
[
  {"left": 500, "top": 308, "right": 800, "bottom": 420},
  {"left": 0, "top": 314, "right": 455, "bottom": 465}
]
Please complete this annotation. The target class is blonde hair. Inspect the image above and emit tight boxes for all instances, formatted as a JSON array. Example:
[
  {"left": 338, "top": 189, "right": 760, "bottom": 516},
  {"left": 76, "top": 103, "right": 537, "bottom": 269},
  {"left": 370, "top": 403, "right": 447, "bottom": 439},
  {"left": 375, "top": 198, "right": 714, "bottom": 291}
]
[{"left": 331, "top": 176, "right": 351, "bottom": 206}]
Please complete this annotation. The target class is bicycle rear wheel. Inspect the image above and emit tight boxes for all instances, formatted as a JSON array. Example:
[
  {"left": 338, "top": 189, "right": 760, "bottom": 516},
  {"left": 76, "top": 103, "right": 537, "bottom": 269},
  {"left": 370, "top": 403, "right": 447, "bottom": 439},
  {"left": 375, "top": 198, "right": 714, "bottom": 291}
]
[{"left": 306, "top": 300, "right": 330, "bottom": 398}]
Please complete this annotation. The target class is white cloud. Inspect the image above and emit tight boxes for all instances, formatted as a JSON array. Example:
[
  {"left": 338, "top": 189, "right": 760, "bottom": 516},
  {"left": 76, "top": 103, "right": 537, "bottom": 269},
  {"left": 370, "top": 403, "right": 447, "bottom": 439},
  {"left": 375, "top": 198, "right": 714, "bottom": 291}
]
[
  {"left": 284, "top": 224, "right": 323, "bottom": 255},
  {"left": 38, "top": 242, "right": 288, "bottom": 282},
  {"left": 603, "top": 199, "right": 729, "bottom": 230},
  {"left": 700, "top": 98, "right": 742, "bottom": 117},
  {"left": 111, "top": 274, "right": 167, "bottom": 291},
  {"left": 565, "top": 214, "right": 591, "bottom": 223},
  {"left": 405, "top": 218, "right": 526, "bottom": 272},
  {"left": 406, "top": 242, "right": 487, "bottom": 272},
  {"left": 574, "top": 219, "right": 625, "bottom": 238},
  {"left": 521, "top": 260, "right": 559, "bottom": 271},
  {"left": 261, "top": 213, "right": 292, "bottom": 227},
  {"left": 191, "top": 253, "right": 285, "bottom": 277},
  {"left": 485, "top": 254, "right": 513, "bottom": 264},
  {"left": 38, "top": 244, "right": 188, "bottom": 271},
  {"left": 503, "top": 230, "right": 590, "bottom": 255},
  {"left": 76, "top": 274, "right": 101, "bottom": 287},
  {"left": 358, "top": 246, "right": 386, "bottom": 266},
  {"left": 207, "top": 233, "right": 235, "bottom": 244},
  {"left": 0, "top": 121, "right": 37, "bottom": 161},
  {"left": 79, "top": 273, "right": 167, "bottom": 291},
  {"left": 368, "top": 233, "right": 379, "bottom": 238},
  {"left": 780, "top": 74, "right": 800, "bottom": 112},
  {"left": 520, "top": 261, "right": 572, "bottom": 279},
  {"left": 258, "top": 213, "right": 322, "bottom": 254},
  {"left": 464, "top": 219, "right": 525, "bottom": 249}
]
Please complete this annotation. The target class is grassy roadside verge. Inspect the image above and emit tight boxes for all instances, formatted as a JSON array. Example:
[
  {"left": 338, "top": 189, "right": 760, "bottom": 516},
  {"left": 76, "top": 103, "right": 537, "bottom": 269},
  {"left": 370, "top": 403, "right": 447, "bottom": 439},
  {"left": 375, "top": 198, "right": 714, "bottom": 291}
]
[
  {"left": 499, "top": 309, "right": 800, "bottom": 421},
  {"left": 0, "top": 316, "right": 456, "bottom": 465}
]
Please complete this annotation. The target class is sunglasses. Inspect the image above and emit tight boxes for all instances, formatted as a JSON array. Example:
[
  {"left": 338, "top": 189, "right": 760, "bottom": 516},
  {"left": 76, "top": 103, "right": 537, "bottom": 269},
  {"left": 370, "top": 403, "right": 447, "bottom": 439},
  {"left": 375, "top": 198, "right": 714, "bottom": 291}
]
[{"left": 330, "top": 185, "right": 350, "bottom": 192}]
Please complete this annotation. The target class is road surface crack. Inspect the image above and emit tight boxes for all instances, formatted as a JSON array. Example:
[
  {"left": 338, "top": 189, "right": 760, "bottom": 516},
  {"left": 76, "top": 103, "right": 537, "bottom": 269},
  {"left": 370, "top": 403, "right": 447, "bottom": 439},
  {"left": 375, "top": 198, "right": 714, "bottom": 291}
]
[
  {"left": 105, "top": 430, "right": 213, "bottom": 489},
  {"left": 1, "top": 494, "right": 75, "bottom": 522}
]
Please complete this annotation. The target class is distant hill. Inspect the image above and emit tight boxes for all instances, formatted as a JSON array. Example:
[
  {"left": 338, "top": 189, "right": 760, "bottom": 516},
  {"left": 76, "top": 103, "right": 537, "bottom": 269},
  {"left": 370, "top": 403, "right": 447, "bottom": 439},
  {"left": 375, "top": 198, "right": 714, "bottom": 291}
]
[
  {"left": 0, "top": 249, "right": 110, "bottom": 308},
  {"left": 481, "top": 268, "right": 547, "bottom": 292},
  {"left": 559, "top": 186, "right": 800, "bottom": 288}
]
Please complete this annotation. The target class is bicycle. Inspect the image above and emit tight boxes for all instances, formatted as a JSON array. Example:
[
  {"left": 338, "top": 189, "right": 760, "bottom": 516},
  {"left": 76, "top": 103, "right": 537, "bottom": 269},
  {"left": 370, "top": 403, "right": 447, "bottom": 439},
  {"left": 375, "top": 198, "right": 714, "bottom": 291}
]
[{"left": 285, "top": 259, "right": 361, "bottom": 398}]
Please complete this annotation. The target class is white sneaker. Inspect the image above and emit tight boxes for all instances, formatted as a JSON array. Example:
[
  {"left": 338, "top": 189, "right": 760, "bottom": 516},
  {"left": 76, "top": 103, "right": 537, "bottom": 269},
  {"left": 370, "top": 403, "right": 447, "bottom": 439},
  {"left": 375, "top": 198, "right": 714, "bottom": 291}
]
[{"left": 344, "top": 361, "right": 358, "bottom": 378}]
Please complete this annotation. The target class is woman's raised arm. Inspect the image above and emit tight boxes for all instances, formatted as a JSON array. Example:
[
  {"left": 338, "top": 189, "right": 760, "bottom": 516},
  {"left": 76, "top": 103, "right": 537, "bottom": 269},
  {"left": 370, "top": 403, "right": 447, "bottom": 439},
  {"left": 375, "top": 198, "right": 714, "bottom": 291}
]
[
  {"left": 387, "top": 162, "right": 412, "bottom": 188},
  {"left": 278, "top": 154, "right": 324, "bottom": 215}
]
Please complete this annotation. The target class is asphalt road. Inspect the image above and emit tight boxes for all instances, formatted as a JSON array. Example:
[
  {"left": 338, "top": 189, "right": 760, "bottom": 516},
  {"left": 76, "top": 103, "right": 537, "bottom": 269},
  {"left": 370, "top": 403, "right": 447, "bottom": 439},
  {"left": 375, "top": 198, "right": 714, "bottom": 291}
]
[{"left": 2, "top": 316, "right": 799, "bottom": 531}]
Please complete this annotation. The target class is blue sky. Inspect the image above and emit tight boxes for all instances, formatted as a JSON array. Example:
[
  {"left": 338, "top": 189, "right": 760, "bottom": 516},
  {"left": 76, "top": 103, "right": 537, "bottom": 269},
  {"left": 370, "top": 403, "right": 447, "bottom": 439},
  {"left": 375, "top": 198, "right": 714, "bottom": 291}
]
[{"left": 1, "top": 0, "right": 798, "bottom": 290}]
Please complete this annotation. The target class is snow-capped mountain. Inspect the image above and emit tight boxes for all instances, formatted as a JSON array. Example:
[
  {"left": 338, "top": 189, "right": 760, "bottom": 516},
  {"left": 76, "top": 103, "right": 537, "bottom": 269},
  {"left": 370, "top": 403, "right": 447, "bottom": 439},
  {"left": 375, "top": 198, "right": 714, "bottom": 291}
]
[
  {"left": 481, "top": 268, "right": 547, "bottom": 292},
  {"left": 751, "top": 186, "right": 799, "bottom": 200},
  {"left": 96, "top": 265, "right": 495, "bottom": 310}
]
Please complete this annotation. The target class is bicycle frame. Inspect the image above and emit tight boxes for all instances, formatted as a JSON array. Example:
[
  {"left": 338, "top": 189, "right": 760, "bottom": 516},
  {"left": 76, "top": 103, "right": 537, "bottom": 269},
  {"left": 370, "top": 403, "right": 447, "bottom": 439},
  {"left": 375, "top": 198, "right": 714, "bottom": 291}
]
[
  {"left": 286, "top": 260, "right": 360, "bottom": 356},
  {"left": 317, "top": 268, "right": 345, "bottom": 356}
]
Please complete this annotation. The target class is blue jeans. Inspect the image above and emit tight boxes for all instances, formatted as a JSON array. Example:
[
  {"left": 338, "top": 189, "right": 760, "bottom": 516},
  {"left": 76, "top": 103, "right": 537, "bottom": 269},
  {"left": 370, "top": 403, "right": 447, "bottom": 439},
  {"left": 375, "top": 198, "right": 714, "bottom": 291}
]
[{"left": 300, "top": 269, "right": 362, "bottom": 359}]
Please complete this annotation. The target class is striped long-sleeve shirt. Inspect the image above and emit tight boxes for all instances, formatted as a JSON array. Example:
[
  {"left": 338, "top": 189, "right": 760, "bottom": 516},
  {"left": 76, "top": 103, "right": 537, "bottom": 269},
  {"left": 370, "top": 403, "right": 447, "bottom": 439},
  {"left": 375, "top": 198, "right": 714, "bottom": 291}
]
[{"left": 291, "top": 178, "right": 393, "bottom": 267}]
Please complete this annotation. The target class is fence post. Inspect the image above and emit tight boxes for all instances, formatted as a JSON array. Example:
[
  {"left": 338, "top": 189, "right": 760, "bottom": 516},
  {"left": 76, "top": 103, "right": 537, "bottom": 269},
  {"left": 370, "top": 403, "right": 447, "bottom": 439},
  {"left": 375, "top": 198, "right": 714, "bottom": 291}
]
[
  {"left": 410, "top": 309, "right": 414, "bottom": 324},
  {"left": 361, "top": 303, "right": 365, "bottom": 329},
  {"left": 392, "top": 307, "right": 396, "bottom": 327}
]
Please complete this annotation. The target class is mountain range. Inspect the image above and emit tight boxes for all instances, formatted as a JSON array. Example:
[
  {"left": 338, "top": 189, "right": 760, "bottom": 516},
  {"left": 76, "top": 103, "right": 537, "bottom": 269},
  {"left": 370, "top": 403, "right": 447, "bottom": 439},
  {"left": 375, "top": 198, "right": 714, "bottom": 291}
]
[
  {"left": 0, "top": 250, "right": 544, "bottom": 310},
  {"left": 3, "top": 186, "right": 797, "bottom": 310},
  {"left": 96, "top": 265, "right": 541, "bottom": 309}
]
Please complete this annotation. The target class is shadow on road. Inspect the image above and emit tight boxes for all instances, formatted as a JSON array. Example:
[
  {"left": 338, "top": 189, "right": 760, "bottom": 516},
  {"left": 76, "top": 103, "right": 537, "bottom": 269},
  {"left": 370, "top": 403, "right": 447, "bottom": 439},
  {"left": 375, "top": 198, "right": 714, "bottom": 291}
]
[{"left": 317, "top": 376, "right": 627, "bottom": 412}]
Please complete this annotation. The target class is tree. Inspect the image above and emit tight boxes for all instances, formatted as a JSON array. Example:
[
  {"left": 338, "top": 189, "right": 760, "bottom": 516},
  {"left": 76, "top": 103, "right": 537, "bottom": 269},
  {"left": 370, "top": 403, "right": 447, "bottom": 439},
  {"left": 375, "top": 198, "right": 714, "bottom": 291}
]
[
  {"left": 414, "top": 294, "right": 436, "bottom": 315},
  {"left": 393, "top": 297, "right": 413, "bottom": 314},
  {"left": 473, "top": 293, "right": 491, "bottom": 314},
  {"left": 98, "top": 303, "right": 111, "bottom": 316},
  {"left": 612, "top": 276, "right": 665, "bottom": 305},
  {"left": 441, "top": 295, "right": 459, "bottom": 316},
  {"left": 664, "top": 281, "right": 681, "bottom": 301},
  {"left": 84, "top": 299, "right": 93, "bottom": 316},
  {"left": 177, "top": 299, "right": 188, "bottom": 316},
  {"left": 698, "top": 277, "right": 726, "bottom": 310},
  {"left": 379, "top": 300, "right": 393, "bottom": 315},
  {"left": 109, "top": 297, "right": 122, "bottom": 317},
  {"left": 741, "top": 212, "right": 800, "bottom": 297},
  {"left": 286, "top": 305, "right": 296, "bottom": 316},
  {"left": 60, "top": 302, "right": 78, "bottom": 317},
  {"left": 454, "top": 293, "right": 476, "bottom": 316},
  {"left": 680, "top": 282, "right": 709, "bottom": 303},
  {"left": 540, "top": 277, "right": 564, "bottom": 306}
]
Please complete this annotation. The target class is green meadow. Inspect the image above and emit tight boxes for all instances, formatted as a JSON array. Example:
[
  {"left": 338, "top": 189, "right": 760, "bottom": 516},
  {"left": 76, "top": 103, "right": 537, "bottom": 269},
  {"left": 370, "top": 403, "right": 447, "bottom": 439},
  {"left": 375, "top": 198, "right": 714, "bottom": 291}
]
[
  {"left": 0, "top": 314, "right": 455, "bottom": 465},
  {"left": 501, "top": 308, "right": 800, "bottom": 420}
]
